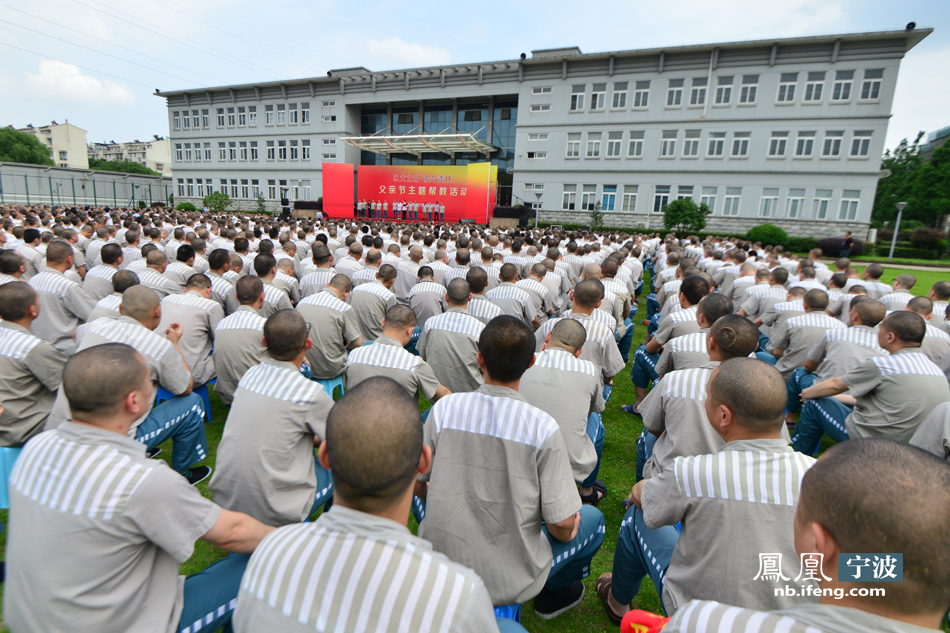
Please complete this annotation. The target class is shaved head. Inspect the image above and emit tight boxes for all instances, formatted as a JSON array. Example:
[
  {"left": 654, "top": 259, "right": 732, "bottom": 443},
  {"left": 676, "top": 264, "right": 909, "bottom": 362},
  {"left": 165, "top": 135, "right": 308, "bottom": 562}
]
[
  {"left": 478, "top": 315, "right": 535, "bottom": 382},
  {"left": 708, "top": 358, "right": 786, "bottom": 431},
  {"left": 573, "top": 279, "right": 604, "bottom": 309},
  {"left": 466, "top": 267, "right": 488, "bottom": 293},
  {"left": 852, "top": 298, "right": 885, "bottom": 327},
  {"left": 697, "top": 293, "right": 733, "bottom": 326},
  {"left": 709, "top": 314, "right": 760, "bottom": 359},
  {"left": 881, "top": 311, "right": 925, "bottom": 345},
  {"left": 446, "top": 278, "right": 470, "bottom": 305},
  {"left": 582, "top": 263, "right": 602, "bottom": 280},
  {"left": 112, "top": 270, "right": 140, "bottom": 294},
  {"left": 803, "top": 288, "right": 829, "bottom": 311},
  {"left": 63, "top": 344, "right": 150, "bottom": 423},
  {"left": 326, "top": 377, "right": 424, "bottom": 511},
  {"left": 236, "top": 275, "right": 263, "bottom": 305},
  {"left": 549, "top": 318, "right": 586, "bottom": 354},
  {"left": 0, "top": 281, "right": 37, "bottom": 321},
  {"left": 499, "top": 263, "right": 519, "bottom": 282},
  {"left": 120, "top": 285, "right": 160, "bottom": 321},
  {"left": 263, "top": 310, "right": 308, "bottom": 361}
]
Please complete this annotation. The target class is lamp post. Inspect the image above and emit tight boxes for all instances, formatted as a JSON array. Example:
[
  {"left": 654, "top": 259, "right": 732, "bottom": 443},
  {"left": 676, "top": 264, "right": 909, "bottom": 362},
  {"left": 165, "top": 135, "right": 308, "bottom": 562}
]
[
  {"left": 888, "top": 201, "right": 907, "bottom": 260},
  {"left": 534, "top": 191, "right": 543, "bottom": 228}
]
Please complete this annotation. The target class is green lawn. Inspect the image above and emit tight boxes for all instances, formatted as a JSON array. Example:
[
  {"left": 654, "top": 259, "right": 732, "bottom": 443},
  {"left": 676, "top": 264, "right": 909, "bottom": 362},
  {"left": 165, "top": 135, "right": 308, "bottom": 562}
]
[{"left": 1, "top": 263, "right": 947, "bottom": 632}]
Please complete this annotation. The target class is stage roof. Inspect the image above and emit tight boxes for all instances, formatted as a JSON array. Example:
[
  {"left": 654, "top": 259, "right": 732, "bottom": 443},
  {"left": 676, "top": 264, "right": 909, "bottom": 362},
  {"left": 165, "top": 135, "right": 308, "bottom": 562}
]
[{"left": 339, "top": 132, "right": 497, "bottom": 158}]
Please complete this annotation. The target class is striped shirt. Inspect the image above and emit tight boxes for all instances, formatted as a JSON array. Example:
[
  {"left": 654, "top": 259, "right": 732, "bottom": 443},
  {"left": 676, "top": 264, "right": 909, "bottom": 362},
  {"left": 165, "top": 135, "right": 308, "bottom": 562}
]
[
  {"left": 346, "top": 337, "right": 441, "bottom": 400},
  {"left": 467, "top": 295, "right": 504, "bottom": 324},
  {"left": 298, "top": 290, "right": 362, "bottom": 379},
  {"left": 807, "top": 325, "right": 885, "bottom": 382},
  {"left": 136, "top": 268, "right": 182, "bottom": 297},
  {"left": 655, "top": 330, "right": 710, "bottom": 376},
  {"left": 28, "top": 270, "right": 95, "bottom": 354},
  {"left": 233, "top": 505, "right": 498, "bottom": 633},
  {"left": 486, "top": 283, "right": 536, "bottom": 325},
  {"left": 654, "top": 305, "right": 700, "bottom": 346},
  {"left": 82, "top": 264, "right": 119, "bottom": 302},
  {"left": 162, "top": 261, "right": 198, "bottom": 287},
  {"left": 157, "top": 292, "right": 223, "bottom": 387},
  {"left": 86, "top": 293, "right": 123, "bottom": 322},
  {"left": 350, "top": 280, "right": 398, "bottom": 342},
  {"left": 350, "top": 265, "right": 379, "bottom": 286},
  {"left": 771, "top": 312, "right": 846, "bottom": 381},
  {"left": 0, "top": 321, "right": 66, "bottom": 446},
  {"left": 536, "top": 312, "right": 625, "bottom": 380},
  {"left": 418, "top": 309, "right": 484, "bottom": 393},
  {"left": 213, "top": 307, "right": 269, "bottom": 406},
  {"left": 300, "top": 268, "right": 337, "bottom": 297},
  {"left": 881, "top": 290, "right": 914, "bottom": 311}
]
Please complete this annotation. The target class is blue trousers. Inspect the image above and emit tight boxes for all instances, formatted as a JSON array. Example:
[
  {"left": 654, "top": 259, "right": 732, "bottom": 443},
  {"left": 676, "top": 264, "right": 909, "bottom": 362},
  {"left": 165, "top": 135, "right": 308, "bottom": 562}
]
[
  {"left": 791, "top": 397, "right": 851, "bottom": 454},
  {"left": 758, "top": 333, "right": 771, "bottom": 353},
  {"left": 631, "top": 346, "right": 660, "bottom": 389},
  {"left": 610, "top": 506, "right": 679, "bottom": 613},
  {"left": 135, "top": 393, "right": 208, "bottom": 475},
  {"left": 635, "top": 428, "right": 658, "bottom": 482},
  {"left": 405, "top": 325, "right": 422, "bottom": 356},
  {"left": 617, "top": 317, "right": 636, "bottom": 363},
  {"left": 411, "top": 495, "right": 427, "bottom": 524},
  {"left": 582, "top": 412, "right": 605, "bottom": 489},
  {"left": 542, "top": 505, "right": 606, "bottom": 591},
  {"left": 309, "top": 459, "right": 334, "bottom": 516},
  {"left": 786, "top": 368, "right": 818, "bottom": 414},
  {"left": 756, "top": 352, "right": 777, "bottom": 365},
  {"left": 647, "top": 314, "right": 661, "bottom": 339},
  {"left": 496, "top": 618, "right": 529, "bottom": 632},
  {"left": 178, "top": 552, "right": 250, "bottom": 633},
  {"left": 646, "top": 294, "right": 659, "bottom": 320}
]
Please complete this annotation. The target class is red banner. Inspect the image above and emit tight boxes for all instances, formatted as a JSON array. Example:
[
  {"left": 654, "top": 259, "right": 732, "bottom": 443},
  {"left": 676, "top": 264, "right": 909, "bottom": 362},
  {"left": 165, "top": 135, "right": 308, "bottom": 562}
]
[{"left": 321, "top": 162, "right": 354, "bottom": 218}]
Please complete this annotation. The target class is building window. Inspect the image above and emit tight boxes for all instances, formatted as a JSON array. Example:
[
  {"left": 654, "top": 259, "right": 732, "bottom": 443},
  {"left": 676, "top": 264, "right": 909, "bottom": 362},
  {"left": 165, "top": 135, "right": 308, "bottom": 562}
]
[
  {"left": 715, "top": 76, "right": 733, "bottom": 105},
  {"left": 689, "top": 78, "right": 707, "bottom": 106},
  {"left": 731, "top": 132, "right": 750, "bottom": 157},
  {"left": 201, "top": 109, "right": 210, "bottom": 128},
  {"left": 666, "top": 79, "right": 683, "bottom": 107},
  {"left": 586, "top": 132, "right": 601, "bottom": 158},
  {"left": 181, "top": 113, "right": 190, "bottom": 130},
  {"left": 203, "top": 143, "right": 211, "bottom": 161},
  {"left": 606, "top": 131, "right": 622, "bottom": 158},
  {"left": 528, "top": 133, "right": 548, "bottom": 141},
  {"left": 832, "top": 71, "right": 853, "bottom": 101},
  {"left": 813, "top": 189, "right": 832, "bottom": 219},
  {"left": 175, "top": 144, "right": 183, "bottom": 161},
  {"left": 700, "top": 186, "right": 717, "bottom": 213},
  {"left": 322, "top": 100, "right": 336, "bottom": 107},
  {"left": 301, "top": 102, "right": 310, "bottom": 124},
  {"left": 184, "top": 143, "right": 192, "bottom": 161},
  {"left": 227, "top": 107, "right": 236, "bottom": 127},
  {"left": 277, "top": 104, "right": 286, "bottom": 125},
  {"left": 191, "top": 109, "right": 199, "bottom": 128},
  {"left": 266, "top": 141, "right": 275, "bottom": 160},
  {"left": 530, "top": 104, "right": 551, "bottom": 112},
  {"left": 289, "top": 140, "right": 299, "bottom": 160},
  {"left": 267, "top": 180, "right": 276, "bottom": 199},
  {"left": 237, "top": 106, "right": 246, "bottom": 126},
  {"left": 861, "top": 69, "right": 883, "bottom": 100},
  {"left": 683, "top": 130, "right": 700, "bottom": 157},
  {"left": 322, "top": 138, "right": 336, "bottom": 146},
  {"left": 197, "top": 181, "right": 205, "bottom": 197},
  {"left": 562, "top": 184, "right": 576, "bottom": 210},
  {"left": 633, "top": 81, "right": 650, "bottom": 108},
  {"left": 739, "top": 75, "right": 758, "bottom": 104},
  {"left": 707, "top": 132, "right": 725, "bottom": 157},
  {"left": 622, "top": 185, "right": 638, "bottom": 211},
  {"left": 602, "top": 185, "right": 617, "bottom": 211},
  {"left": 804, "top": 71, "right": 825, "bottom": 102},
  {"left": 302, "top": 140, "right": 310, "bottom": 160},
  {"left": 676, "top": 186, "right": 693, "bottom": 201},
  {"left": 525, "top": 183, "right": 545, "bottom": 191},
  {"left": 172, "top": 111, "right": 180, "bottom": 130},
  {"left": 570, "top": 85, "right": 585, "bottom": 111},
  {"left": 759, "top": 188, "right": 779, "bottom": 217},
  {"left": 532, "top": 86, "right": 552, "bottom": 95},
  {"left": 241, "top": 179, "right": 249, "bottom": 199},
  {"left": 581, "top": 184, "right": 597, "bottom": 211},
  {"left": 795, "top": 132, "right": 815, "bottom": 157},
  {"left": 230, "top": 179, "right": 238, "bottom": 199},
  {"left": 850, "top": 131, "right": 872, "bottom": 157},
  {"left": 722, "top": 187, "right": 741, "bottom": 216},
  {"left": 786, "top": 188, "right": 805, "bottom": 218},
  {"left": 660, "top": 130, "right": 677, "bottom": 157},
  {"left": 177, "top": 178, "right": 184, "bottom": 196},
  {"left": 226, "top": 141, "right": 236, "bottom": 161},
  {"left": 322, "top": 115, "right": 337, "bottom": 122},
  {"left": 250, "top": 141, "right": 258, "bottom": 160},
  {"left": 265, "top": 105, "right": 274, "bottom": 125},
  {"left": 823, "top": 131, "right": 844, "bottom": 157},
  {"left": 247, "top": 106, "right": 257, "bottom": 126},
  {"left": 653, "top": 186, "right": 670, "bottom": 213},
  {"left": 288, "top": 103, "right": 298, "bottom": 124},
  {"left": 839, "top": 190, "right": 860, "bottom": 220},
  {"left": 776, "top": 73, "right": 798, "bottom": 103},
  {"left": 566, "top": 133, "right": 581, "bottom": 158},
  {"left": 239, "top": 141, "right": 247, "bottom": 161},
  {"left": 628, "top": 131, "right": 644, "bottom": 157},
  {"left": 250, "top": 180, "right": 260, "bottom": 198},
  {"left": 527, "top": 151, "right": 547, "bottom": 159},
  {"left": 769, "top": 132, "right": 788, "bottom": 157},
  {"left": 612, "top": 82, "right": 627, "bottom": 108},
  {"left": 277, "top": 140, "right": 287, "bottom": 160},
  {"left": 590, "top": 83, "right": 606, "bottom": 110},
  {"left": 219, "top": 179, "right": 228, "bottom": 195}
]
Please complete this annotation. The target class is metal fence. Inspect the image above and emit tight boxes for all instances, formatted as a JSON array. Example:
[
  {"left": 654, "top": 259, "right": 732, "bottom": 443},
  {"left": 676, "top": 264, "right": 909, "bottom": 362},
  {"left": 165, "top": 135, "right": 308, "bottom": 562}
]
[{"left": 0, "top": 162, "right": 172, "bottom": 208}]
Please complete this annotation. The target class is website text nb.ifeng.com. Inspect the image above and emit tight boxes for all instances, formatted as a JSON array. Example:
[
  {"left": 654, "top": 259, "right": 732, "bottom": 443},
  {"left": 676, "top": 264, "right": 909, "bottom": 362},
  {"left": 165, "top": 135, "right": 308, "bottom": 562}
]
[{"left": 774, "top": 585, "right": 886, "bottom": 599}]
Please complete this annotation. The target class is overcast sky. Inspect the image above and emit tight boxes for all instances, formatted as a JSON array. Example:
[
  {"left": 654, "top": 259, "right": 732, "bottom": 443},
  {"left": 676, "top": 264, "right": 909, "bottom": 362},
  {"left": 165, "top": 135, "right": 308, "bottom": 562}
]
[{"left": 1, "top": 0, "right": 947, "bottom": 152}]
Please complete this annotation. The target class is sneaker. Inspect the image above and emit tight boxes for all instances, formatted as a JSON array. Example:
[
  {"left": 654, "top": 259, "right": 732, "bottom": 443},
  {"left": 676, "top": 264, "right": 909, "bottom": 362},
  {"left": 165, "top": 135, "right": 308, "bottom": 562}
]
[
  {"left": 146, "top": 447, "right": 162, "bottom": 459},
  {"left": 533, "top": 580, "right": 585, "bottom": 620},
  {"left": 186, "top": 466, "right": 212, "bottom": 486}
]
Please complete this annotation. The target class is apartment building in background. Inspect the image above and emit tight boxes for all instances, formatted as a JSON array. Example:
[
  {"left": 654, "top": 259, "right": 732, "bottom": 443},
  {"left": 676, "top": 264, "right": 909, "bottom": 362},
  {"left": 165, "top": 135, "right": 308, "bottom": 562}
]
[
  {"left": 87, "top": 136, "right": 173, "bottom": 177},
  {"left": 16, "top": 121, "right": 89, "bottom": 170}
]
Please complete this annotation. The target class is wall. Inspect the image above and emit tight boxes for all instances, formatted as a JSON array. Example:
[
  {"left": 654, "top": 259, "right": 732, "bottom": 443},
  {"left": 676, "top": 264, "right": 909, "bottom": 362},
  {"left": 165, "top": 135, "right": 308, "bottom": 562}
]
[{"left": 0, "top": 162, "right": 172, "bottom": 208}]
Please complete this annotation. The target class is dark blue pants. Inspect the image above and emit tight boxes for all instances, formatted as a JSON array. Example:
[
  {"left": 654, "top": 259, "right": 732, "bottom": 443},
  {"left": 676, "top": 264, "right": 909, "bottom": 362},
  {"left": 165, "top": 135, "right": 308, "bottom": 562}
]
[
  {"left": 786, "top": 368, "right": 818, "bottom": 414},
  {"left": 631, "top": 346, "right": 660, "bottom": 389},
  {"left": 791, "top": 397, "right": 851, "bottom": 454},
  {"left": 178, "top": 553, "right": 250, "bottom": 633},
  {"left": 617, "top": 317, "right": 636, "bottom": 363},
  {"left": 635, "top": 428, "right": 658, "bottom": 482},
  {"left": 610, "top": 506, "right": 678, "bottom": 613},
  {"left": 646, "top": 294, "right": 660, "bottom": 320},
  {"left": 543, "top": 505, "right": 606, "bottom": 590},
  {"left": 135, "top": 393, "right": 208, "bottom": 475}
]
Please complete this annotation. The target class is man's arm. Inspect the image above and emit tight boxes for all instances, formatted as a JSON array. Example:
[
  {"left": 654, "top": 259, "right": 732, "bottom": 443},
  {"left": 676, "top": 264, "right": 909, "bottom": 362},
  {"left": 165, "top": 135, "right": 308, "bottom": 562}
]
[
  {"left": 772, "top": 347, "right": 785, "bottom": 359},
  {"left": 345, "top": 335, "right": 364, "bottom": 350},
  {"left": 645, "top": 336, "right": 663, "bottom": 355},
  {"left": 432, "top": 385, "right": 451, "bottom": 402},
  {"left": 801, "top": 377, "right": 847, "bottom": 401},
  {"left": 802, "top": 359, "right": 820, "bottom": 373},
  {"left": 546, "top": 512, "right": 580, "bottom": 543},
  {"left": 165, "top": 323, "right": 194, "bottom": 395},
  {"left": 201, "top": 508, "right": 275, "bottom": 554}
]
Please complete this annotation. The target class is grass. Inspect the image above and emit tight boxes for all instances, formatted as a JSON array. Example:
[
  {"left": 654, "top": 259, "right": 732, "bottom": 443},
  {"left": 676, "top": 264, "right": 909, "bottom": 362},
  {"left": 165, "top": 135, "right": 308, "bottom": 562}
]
[
  {"left": 840, "top": 255, "right": 950, "bottom": 267},
  {"left": 0, "top": 263, "right": 947, "bottom": 632}
]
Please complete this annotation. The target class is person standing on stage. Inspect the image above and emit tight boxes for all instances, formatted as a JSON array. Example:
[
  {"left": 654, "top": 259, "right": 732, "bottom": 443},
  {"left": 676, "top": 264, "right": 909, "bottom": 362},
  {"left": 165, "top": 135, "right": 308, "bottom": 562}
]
[{"left": 383, "top": 200, "right": 388, "bottom": 220}]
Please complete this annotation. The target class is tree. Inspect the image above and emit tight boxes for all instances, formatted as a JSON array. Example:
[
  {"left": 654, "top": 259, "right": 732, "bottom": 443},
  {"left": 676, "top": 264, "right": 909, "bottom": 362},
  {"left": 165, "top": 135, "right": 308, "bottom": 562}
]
[
  {"left": 589, "top": 201, "right": 605, "bottom": 230},
  {"left": 88, "top": 158, "right": 160, "bottom": 176},
  {"left": 0, "top": 127, "right": 54, "bottom": 166},
  {"left": 203, "top": 191, "right": 231, "bottom": 214},
  {"left": 872, "top": 133, "right": 923, "bottom": 227},
  {"left": 662, "top": 198, "right": 710, "bottom": 233},
  {"left": 909, "top": 142, "right": 950, "bottom": 228},
  {"left": 256, "top": 192, "right": 268, "bottom": 215}
]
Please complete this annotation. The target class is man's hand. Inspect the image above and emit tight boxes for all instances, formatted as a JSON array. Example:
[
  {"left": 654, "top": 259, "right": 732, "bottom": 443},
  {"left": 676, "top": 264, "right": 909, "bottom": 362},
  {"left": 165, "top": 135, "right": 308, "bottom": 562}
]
[
  {"left": 165, "top": 322, "right": 184, "bottom": 344},
  {"left": 625, "top": 481, "right": 645, "bottom": 510}
]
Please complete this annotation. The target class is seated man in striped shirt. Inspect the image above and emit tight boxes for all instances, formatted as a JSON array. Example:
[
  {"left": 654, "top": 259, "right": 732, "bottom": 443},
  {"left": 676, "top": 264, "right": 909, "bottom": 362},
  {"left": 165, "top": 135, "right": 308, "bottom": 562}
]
[
  {"left": 212, "top": 276, "right": 268, "bottom": 406},
  {"left": 662, "top": 439, "right": 950, "bottom": 633},
  {"left": 233, "top": 377, "right": 520, "bottom": 633},
  {"left": 598, "top": 358, "right": 817, "bottom": 624},
  {"left": 85, "top": 270, "right": 140, "bottom": 323},
  {"left": 767, "top": 289, "right": 845, "bottom": 379},
  {"left": 418, "top": 279, "right": 485, "bottom": 394},
  {"left": 466, "top": 267, "right": 504, "bottom": 325},
  {"left": 5, "top": 343, "right": 274, "bottom": 633},
  {"left": 905, "top": 296, "right": 950, "bottom": 363},
  {"left": 793, "top": 311, "right": 950, "bottom": 453}
]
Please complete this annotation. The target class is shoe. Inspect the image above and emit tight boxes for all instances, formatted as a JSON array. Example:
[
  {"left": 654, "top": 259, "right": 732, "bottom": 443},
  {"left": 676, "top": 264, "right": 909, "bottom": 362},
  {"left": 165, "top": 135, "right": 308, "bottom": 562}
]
[
  {"left": 620, "top": 404, "right": 642, "bottom": 419},
  {"left": 146, "top": 447, "right": 162, "bottom": 459},
  {"left": 534, "top": 580, "right": 586, "bottom": 620},
  {"left": 186, "top": 466, "right": 212, "bottom": 486}
]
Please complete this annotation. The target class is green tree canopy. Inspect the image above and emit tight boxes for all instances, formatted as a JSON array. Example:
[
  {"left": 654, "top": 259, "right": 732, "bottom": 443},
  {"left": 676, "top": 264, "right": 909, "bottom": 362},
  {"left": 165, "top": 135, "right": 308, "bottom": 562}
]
[
  {"left": 203, "top": 191, "right": 231, "bottom": 214},
  {"left": 0, "top": 127, "right": 55, "bottom": 166},
  {"left": 662, "top": 198, "right": 711, "bottom": 233},
  {"left": 88, "top": 158, "right": 160, "bottom": 176},
  {"left": 872, "top": 133, "right": 923, "bottom": 227}
]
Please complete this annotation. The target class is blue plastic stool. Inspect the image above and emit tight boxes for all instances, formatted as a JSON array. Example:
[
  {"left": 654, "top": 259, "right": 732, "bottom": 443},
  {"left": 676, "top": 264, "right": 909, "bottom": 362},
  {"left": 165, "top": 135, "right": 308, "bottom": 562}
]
[
  {"left": 494, "top": 604, "right": 521, "bottom": 623},
  {"left": 156, "top": 381, "right": 213, "bottom": 423},
  {"left": 0, "top": 446, "right": 24, "bottom": 510},
  {"left": 313, "top": 375, "right": 345, "bottom": 399}
]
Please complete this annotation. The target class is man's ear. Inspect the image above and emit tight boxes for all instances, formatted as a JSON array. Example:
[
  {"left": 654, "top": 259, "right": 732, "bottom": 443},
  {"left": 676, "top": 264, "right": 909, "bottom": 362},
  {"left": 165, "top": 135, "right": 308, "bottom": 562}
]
[
  {"left": 317, "top": 441, "right": 331, "bottom": 470},
  {"left": 418, "top": 444, "right": 432, "bottom": 476}
]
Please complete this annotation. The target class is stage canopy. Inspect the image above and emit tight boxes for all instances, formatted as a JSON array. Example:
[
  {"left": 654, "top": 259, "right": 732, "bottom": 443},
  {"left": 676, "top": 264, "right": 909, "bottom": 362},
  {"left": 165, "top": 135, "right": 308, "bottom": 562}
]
[{"left": 339, "top": 132, "right": 496, "bottom": 158}]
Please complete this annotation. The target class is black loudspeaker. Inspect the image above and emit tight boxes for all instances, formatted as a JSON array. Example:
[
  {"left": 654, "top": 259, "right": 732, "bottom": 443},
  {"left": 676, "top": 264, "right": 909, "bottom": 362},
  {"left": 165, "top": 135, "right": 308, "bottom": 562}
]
[
  {"left": 280, "top": 206, "right": 291, "bottom": 220},
  {"left": 281, "top": 198, "right": 290, "bottom": 206},
  {"left": 460, "top": 218, "right": 477, "bottom": 225}
]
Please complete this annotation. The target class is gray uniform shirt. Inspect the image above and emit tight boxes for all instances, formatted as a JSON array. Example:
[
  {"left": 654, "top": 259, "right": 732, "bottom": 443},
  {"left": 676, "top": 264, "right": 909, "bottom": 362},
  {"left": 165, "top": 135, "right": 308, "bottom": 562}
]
[
  {"left": 395, "top": 260, "right": 421, "bottom": 304},
  {"left": 467, "top": 294, "right": 504, "bottom": 324},
  {"left": 409, "top": 280, "right": 448, "bottom": 327},
  {"left": 910, "top": 400, "right": 950, "bottom": 461},
  {"left": 920, "top": 323, "right": 950, "bottom": 363},
  {"left": 516, "top": 278, "right": 556, "bottom": 323},
  {"left": 418, "top": 384, "right": 581, "bottom": 605},
  {"left": 298, "top": 289, "right": 362, "bottom": 379},
  {"left": 233, "top": 505, "right": 500, "bottom": 633},
  {"left": 86, "top": 293, "right": 123, "bottom": 322},
  {"left": 137, "top": 268, "right": 183, "bottom": 298},
  {"left": 842, "top": 348, "right": 950, "bottom": 442},
  {"left": 806, "top": 325, "right": 885, "bottom": 382},
  {"left": 349, "top": 280, "right": 398, "bottom": 341},
  {"left": 83, "top": 264, "right": 120, "bottom": 302},
  {"left": 210, "top": 359, "right": 333, "bottom": 525},
  {"left": 345, "top": 336, "right": 441, "bottom": 400},
  {"left": 28, "top": 269, "right": 96, "bottom": 354},
  {"left": 519, "top": 348, "right": 604, "bottom": 484},
  {"left": 163, "top": 261, "right": 198, "bottom": 288},
  {"left": 157, "top": 291, "right": 224, "bottom": 386},
  {"left": 0, "top": 321, "right": 67, "bottom": 446},
  {"left": 212, "top": 306, "right": 269, "bottom": 405},
  {"left": 300, "top": 268, "right": 337, "bottom": 297},
  {"left": 655, "top": 329, "right": 710, "bottom": 377},
  {"left": 642, "top": 439, "right": 817, "bottom": 614},
  {"left": 418, "top": 308, "right": 484, "bottom": 393},
  {"left": 4, "top": 423, "right": 220, "bottom": 633},
  {"left": 259, "top": 282, "right": 295, "bottom": 318},
  {"left": 486, "top": 282, "right": 536, "bottom": 325},
  {"left": 207, "top": 272, "right": 241, "bottom": 315},
  {"left": 741, "top": 285, "right": 788, "bottom": 323},
  {"left": 535, "top": 312, "right": 625, "bottom": 381},
  {"left": 771, "top": 313, "right": 847, "bottom": 382},
  {"left": 654, "top": 305, "right": 701, "bottom": 347}
]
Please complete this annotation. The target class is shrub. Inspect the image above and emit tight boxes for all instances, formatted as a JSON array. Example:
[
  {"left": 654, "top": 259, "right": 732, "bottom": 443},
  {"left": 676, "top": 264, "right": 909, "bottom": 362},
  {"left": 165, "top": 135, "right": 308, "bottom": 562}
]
[
  {"left": 909, "top": 227, "right": 947, "bottom": 251},
  {"left": 203, "top": 191, "right": 231, "bottom": 214},
  {"left": 137, "top": 200, "right": 147, "bottom": 209},
  {"left": 816, "top": 236, "right": 865, "bottom": 257},
  {"left": 745, "top": 224, "right": 789, "bottom": 247},
  {"left": 175, "top": 202, "right": 197, "bottom": 211},
  {"left": 785, "top": 236, "right": 816, "bottom": 253},
  {"left": 662, "top": 198, "right": 711, "bottom": 233},
  {"left": 890, "top": 247, "right": 941, "bottom": 260}
]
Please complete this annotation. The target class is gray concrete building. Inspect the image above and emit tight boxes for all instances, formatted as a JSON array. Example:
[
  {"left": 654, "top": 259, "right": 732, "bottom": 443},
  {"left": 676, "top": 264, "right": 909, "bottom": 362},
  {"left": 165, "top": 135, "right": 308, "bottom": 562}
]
[{"left": 157, "top": 28, "right": 930, "bottom": 237}]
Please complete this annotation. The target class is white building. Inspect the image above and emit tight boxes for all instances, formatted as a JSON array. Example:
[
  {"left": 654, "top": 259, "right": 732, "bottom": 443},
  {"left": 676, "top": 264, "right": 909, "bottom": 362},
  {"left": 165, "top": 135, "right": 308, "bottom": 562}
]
[
  {"left": 87, "top": 136, "right": 172, "bottom": 177},
  {"left": 17, "top": 121, "right": 89, "bottom": 170}
]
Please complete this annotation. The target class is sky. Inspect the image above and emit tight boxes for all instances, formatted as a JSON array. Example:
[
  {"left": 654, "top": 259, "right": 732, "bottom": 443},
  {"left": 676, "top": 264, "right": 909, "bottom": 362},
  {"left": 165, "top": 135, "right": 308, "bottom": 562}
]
[{"left": 1, "top": 0, "right": 948, "bottom": 152}]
